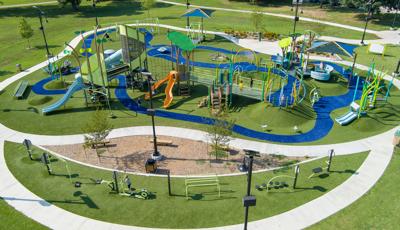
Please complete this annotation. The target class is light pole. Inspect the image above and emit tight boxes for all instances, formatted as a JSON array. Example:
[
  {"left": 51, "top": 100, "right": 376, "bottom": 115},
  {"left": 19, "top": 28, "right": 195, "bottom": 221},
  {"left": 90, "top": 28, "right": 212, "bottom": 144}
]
[
  {"left": 33, "top": 6, "right": 51, "bottom": 58},
  {"left": 142, "top": 71, "right": 161, "bottom": 160},
  {"left": 92, "top": 0, "right": 99, "bottom": 27},
  {"left": 361, "top": 1, "right": 373, "bottom": 45},
  {"left": 186, "top": 0, "right": 190, "bottom": 28},
  {"left": 292, "top": 0, "right": 303, "bottom": 34},
  {"left": 243, "top": 150, "right": 260, "bottom": 230}
]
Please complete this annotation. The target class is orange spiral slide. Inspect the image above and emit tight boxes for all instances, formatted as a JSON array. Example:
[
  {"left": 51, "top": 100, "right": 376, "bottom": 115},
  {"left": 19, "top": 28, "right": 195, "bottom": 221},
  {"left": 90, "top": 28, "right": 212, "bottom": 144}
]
[{"left": 145, "top": 71, "right": 178, "bottom": 108}]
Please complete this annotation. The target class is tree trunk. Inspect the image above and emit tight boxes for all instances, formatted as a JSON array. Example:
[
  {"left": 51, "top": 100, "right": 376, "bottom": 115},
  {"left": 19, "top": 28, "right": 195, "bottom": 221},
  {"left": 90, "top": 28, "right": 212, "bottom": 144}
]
[{"left": 27, "top": 39, "right": 31, "bottom": 49}]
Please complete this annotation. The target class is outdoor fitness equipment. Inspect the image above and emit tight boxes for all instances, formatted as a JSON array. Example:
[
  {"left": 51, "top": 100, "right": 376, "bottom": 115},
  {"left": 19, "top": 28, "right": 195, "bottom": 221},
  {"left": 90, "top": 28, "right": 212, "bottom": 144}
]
[
  {"left": 22, "top": 139, "right": 34, "bottom": 160},
  {"left": 308, "top": 149, "right": 335, "bottom": 179},
  {"left": 185, "top": 175, "right": 221, "bottom": 200},
  {"left": 99, "top": 171, "right": 153, "bottom": 199},
  {"left": 256, "top": 165, "right": 300, "bottom": 192}
]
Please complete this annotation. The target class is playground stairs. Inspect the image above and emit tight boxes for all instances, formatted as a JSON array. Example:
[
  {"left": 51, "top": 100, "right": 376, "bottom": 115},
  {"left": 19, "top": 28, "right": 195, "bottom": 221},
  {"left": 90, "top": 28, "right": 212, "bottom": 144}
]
[{"left": 179, "top": 85, "right": 190, "bottom": 96}]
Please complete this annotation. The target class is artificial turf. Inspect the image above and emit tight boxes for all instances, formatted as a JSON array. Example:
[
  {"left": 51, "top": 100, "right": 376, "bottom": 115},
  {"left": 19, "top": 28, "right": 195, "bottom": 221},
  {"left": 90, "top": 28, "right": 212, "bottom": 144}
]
[
  {"left": 4, "top": 141, "right": 369, "bottom": 228},
  {"left": 0, "top": 198, "right": 47, "bottom": 230},
  {"left": 310, "top": 147, "right": 400, "bottom": 229},
  {"left": 168, "top": 0, "right": 398, "bottom": 31}
]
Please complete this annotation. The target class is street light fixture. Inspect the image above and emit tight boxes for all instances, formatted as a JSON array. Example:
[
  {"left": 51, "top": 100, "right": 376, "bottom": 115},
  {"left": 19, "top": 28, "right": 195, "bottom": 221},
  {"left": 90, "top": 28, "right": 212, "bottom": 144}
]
[
  {"left": 243, "top": 149, "right": 260, "bottom": 230},
  {"left": 142, "top": 71, "right": 162, "bottom": 160},
  {"left": 32, "top": 6, "right": 52, "bottom": 58}
]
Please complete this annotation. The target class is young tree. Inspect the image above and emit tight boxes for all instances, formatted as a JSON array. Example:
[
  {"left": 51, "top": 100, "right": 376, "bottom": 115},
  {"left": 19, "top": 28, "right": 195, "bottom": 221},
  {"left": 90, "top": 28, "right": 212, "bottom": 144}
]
[
  {"left": 207, "top": 113, "right": 235, "bottom": 161},
  {"left": 82, "top": 109, "right": 113, "bottom": 154},
  {"left": 142, "top": 0, "right": 156, "bottom": 17},
  {"left": 18, "top": 18, "right": 34, "bottom": 49}
]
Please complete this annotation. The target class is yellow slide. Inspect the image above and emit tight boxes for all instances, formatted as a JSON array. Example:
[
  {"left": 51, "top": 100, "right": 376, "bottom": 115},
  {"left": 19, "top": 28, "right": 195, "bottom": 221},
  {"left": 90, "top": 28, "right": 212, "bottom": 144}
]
[{"left": 145, "top": 71, "right": 178, "bottom": 108}]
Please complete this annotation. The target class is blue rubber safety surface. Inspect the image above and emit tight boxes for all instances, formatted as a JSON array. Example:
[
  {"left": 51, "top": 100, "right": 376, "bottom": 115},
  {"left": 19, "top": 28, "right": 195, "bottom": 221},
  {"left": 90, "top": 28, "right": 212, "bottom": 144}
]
[
  {"left": 31, "top": 68, "right": 79, "bottom": 95},
  {"left": 31, "top": 28, "right": 363, "bottom": 143}
]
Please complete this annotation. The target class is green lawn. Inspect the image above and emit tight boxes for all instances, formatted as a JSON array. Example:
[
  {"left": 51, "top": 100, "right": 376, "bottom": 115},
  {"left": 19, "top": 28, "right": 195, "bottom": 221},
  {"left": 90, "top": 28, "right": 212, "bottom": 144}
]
[
  {"left": 0, "top": 0, "right": 376, "bottom": 82},
  {"left": 0, "top": 0, "right": 53, "bottom": 6},
  {"left": 350, "top": 45, "right": 400, "bottom": 73},
  {"left": 310, "top": 147, "right": 400, "bottom": 229},
  {"left": 4, "top": 141, "right": 369, "bottom": 228},
  {"left": 170, "top": 0, "right": 398, "bottom": 31},
  {"left": 0, "top": 198, "right": 47, "bottom": 230}
]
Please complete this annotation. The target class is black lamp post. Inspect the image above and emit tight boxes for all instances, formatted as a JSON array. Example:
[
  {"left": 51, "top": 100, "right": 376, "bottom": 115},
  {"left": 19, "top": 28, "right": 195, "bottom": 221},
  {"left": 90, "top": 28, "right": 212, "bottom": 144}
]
[
  {"left": 243, "top": 149, "right": 260, "bottom": 230},
  {"left": 292, "top": 0, "right": 303, "bottom": 34},
  {"left": 142, "top": 71, "right": 161, "bottom": 160},
  {"left": 33, "top": 6, "right": 51, "bottom": 58},
  {"left": 361, "top": 1, "right": 373, "bottom": 45},
  {"left": 186, "top": 0, "right": 190, "bottom": 28},
  {"left": 92, "top": 0, "right": 99, "bottom": 26}
]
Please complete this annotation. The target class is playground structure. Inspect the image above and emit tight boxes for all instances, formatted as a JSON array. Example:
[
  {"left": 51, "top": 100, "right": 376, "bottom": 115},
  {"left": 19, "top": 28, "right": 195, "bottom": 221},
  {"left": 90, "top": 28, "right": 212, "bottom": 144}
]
[{"left": 335, "top": 62, "right": 392, "bottom": 125}]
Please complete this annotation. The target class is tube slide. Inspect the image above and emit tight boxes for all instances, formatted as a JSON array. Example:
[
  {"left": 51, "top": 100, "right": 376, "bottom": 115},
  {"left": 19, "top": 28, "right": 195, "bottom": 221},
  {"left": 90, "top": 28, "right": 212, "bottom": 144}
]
[
  {"left": 145, "top": 71, "right": 178, "bottom": 109},
  {"left": 42, "top": 75, "right": 85, "bottom": 114},
  {"left": 104, "top": 49, "right": 122, "bottom": 69}
]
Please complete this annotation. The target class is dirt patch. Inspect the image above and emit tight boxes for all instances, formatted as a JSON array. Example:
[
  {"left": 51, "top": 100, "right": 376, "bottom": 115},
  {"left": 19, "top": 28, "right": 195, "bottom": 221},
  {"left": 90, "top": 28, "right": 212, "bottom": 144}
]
[{"left": 46, "top": 135, "right": 307, "bottom": 175}]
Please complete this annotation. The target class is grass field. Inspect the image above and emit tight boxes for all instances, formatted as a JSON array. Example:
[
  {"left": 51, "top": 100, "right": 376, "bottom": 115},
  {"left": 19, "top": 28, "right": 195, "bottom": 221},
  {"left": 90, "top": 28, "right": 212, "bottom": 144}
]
[
  {"left": 310, "top": 147, "right": 400, "bottom": 229},
  {"left": 0, "top": 0, "right": 377, "bottom": 82},
  {"left": 0, "top": 198, "right": 47, "bottom": 230},
  {"left": 169, "top": 0, "right": 398, "bottom": 31},
  {"left": 4, "top": 141, "right": 369, "bottom": 228},
  {"left": 0, "top": 0, "right": 53, "bottom": 6}
]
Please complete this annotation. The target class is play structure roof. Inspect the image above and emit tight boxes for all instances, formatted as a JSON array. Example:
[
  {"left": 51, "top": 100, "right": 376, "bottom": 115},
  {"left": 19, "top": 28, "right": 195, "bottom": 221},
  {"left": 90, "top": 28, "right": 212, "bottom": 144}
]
[
  {"left": 307, "top": 41, "right": 356, "bottom": 57},
  {"left": 167, "top": 31, "right": 196, "bottom": 51},
  {"left": 181, "top": 8, "right": 211, "bottom": 18},
  {"left": 278, "top": 37, "right": 293, "bottom": 48}
]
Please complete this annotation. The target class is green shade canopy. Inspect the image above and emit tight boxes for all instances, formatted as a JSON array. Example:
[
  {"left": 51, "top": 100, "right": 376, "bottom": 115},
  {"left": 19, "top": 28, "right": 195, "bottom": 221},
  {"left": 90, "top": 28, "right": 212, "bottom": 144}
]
[
  {"left": 279, "top": 37, "right": 292, "bottom": 48},
  {"left": 167, "top": 31, "right": 196, "bottom": 51}
]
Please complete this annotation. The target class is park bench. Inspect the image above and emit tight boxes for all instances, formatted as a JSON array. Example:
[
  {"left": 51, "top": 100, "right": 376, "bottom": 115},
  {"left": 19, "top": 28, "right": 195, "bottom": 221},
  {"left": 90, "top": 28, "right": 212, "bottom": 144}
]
[
  {"left": 185, "top": 175, "right": 221, "bottom": 199},
  {"left": 150, "top": 139, "right": 173, "bottom": 146},
  {"left": 91, "top": 139, "right": 111, "bottom": 149},
  {"left": 14, "top": 80, "right": 29, "bottom": 99}
]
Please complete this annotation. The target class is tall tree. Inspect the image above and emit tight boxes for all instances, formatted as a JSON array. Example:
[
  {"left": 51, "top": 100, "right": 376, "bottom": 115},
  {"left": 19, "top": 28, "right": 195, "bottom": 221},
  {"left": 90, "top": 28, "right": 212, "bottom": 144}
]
[
  {"left": 18, "top": 18, "right": 34, "bottom": 49},
  {"left": 142, "top": 0, "right": 156, "bottom": 17}
]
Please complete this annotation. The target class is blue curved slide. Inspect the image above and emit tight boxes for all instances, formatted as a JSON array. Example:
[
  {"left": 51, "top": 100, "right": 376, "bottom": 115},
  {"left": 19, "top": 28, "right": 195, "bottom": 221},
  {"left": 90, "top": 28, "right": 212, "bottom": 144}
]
[{"left": 42, "top": 76, "right": 85, "bottom": 114}]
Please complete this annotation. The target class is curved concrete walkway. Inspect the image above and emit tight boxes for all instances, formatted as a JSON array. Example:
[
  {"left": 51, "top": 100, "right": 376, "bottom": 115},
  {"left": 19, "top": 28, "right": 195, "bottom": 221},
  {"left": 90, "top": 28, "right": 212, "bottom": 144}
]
[{"left": 0, "top": 24, "right": 398, "bottom": 229}]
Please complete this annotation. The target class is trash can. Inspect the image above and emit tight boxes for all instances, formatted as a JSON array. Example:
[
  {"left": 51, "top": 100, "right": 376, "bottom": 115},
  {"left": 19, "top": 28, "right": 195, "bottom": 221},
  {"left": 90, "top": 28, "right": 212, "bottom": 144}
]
[
  {"left": 145, "top": 158, "right": 157, "bottom": 173},
  {"left": 393, "top": 129, "right": 400, "bottom": 146}
]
